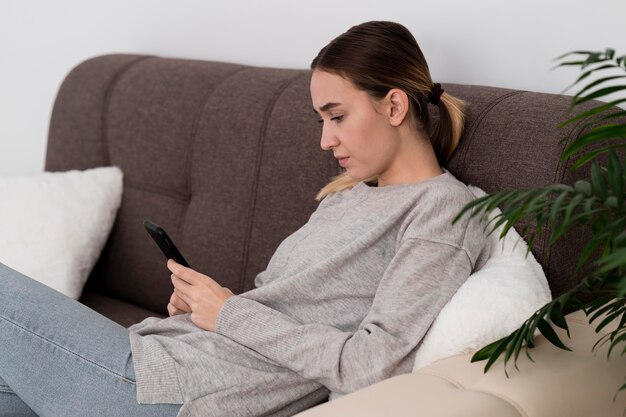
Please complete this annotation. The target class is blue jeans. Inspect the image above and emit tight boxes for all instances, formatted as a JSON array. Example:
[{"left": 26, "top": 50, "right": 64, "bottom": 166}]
[{"left": 0, "top": 262, "right": 181, "bottom": 417}]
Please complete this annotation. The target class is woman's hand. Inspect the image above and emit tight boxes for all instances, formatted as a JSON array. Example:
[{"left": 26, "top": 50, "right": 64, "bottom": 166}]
[{"left": 166, "top": 259, "right": 234, "bottom": 332}]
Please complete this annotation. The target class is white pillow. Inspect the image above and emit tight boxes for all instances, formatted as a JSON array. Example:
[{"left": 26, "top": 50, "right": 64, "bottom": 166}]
[
  {"left": 0, "top": 167, "right": 123, "bottom": 299},
  {"left": 412, "top": 185, "right": 552, "bottom": 371}
]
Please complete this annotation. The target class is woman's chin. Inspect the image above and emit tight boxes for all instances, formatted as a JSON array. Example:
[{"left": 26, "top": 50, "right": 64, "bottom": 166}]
[{"left": 346, "top": 171, "right": 377, "bottom": 183}]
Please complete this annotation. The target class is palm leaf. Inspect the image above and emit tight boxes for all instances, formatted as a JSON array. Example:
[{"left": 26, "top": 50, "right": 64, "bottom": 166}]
[
  {"left": 552, "top": 50, "right": 597, "bottom": 61},
  {"left": 561, "top": 65, "right": 625, "bottom": 95},
  {"left": 598, "top": 248, "right": 626, "bottom": 274},
  {"left": 572, "top": 144, "right": 626, "bottom": 169},
  {"left": 558, "top": 98, "right": 626, "bottom": 128},
  {"left": 589, "top": 298, "right": 625, "bottom": 324},
  {"left": 607, "top": 331, "right": 626, "bottom": 358},
  {"left": 574, "top": 76, "right": 626, "bottom": 99},
  {"left": 536, "top": 318, "right": 572, "bottom": 351},
  {"left": 572, "top": 85, "right": 626, "bottom": 107},
  {"left": 562, "top": 125, "right": 626, "bottom": 159},
  {"left": 563, "top": 110, "right": 626, "bottom": 151}
]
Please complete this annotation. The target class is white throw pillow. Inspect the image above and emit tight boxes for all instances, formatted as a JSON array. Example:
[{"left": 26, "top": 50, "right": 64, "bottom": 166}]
[
  {"left": 0, "top": 167, "right": 123, "bottom": 299},
  {"left": 412, "top": 185, "right": 552, "bottom": 371}
]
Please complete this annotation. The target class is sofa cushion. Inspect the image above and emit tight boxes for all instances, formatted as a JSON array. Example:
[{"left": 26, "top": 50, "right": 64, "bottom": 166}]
[{"left": 0, "top": 167, "right": 122, "bottom": 299}]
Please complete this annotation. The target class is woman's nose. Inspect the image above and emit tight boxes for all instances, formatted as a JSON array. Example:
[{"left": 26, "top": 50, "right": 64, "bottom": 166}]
[{"left": 320, "top": 124, "right": 339, "bottom": 151}]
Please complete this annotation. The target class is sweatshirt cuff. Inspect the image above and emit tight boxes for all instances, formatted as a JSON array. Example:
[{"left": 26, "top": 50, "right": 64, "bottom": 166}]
[
  {"left": 215, "top": 295, "right": 304, "bottom": 362},
  {"left": 129, "top": 331, "right": 184, "bottom": 404}
]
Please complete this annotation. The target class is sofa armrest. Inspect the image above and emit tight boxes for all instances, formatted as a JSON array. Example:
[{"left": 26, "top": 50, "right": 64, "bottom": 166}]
[{"left": 295, "top": 310, "right": 626, "bottom": 417}]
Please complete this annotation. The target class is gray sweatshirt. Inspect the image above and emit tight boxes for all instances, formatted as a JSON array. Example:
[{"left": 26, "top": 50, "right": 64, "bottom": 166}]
[{"left": 129, "top": 169, "right": 489, "bottom": 417}]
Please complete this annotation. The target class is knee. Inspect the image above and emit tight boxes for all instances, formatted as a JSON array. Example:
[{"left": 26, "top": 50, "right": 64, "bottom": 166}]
[{"left": 0, "top": 262, "right": 66, "bottom": 321}]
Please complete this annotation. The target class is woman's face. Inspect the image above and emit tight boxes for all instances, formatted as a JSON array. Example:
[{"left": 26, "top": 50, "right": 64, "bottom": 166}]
[{"left": 310, "top": 70, "right": 401, "bottom": 182}]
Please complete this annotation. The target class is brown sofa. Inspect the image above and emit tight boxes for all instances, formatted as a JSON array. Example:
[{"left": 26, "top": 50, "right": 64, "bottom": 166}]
[{"left": 45, "top": 54, "right": 625, "bottom": 416}]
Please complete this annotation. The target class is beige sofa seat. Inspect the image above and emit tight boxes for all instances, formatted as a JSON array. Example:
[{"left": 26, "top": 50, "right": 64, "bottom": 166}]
[{"left": 296, "top": 310, "right": 626, "bottom": 417}]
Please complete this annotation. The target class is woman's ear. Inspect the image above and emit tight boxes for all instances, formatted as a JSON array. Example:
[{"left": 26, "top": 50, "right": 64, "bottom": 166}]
[{"left": 385, "top": 89, "right": 410, "bottom": 127}]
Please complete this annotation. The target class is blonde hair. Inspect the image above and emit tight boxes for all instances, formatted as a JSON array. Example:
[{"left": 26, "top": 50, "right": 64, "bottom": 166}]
[{"left": 311, "top": 21, "right": 466, "bottom": 201}]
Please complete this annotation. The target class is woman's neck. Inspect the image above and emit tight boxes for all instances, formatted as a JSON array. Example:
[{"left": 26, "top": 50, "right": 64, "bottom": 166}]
[{"left": 377, "top": 132, "right": 443, "bottom": 187}]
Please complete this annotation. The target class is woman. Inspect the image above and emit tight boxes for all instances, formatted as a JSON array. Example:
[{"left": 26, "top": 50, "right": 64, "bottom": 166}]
[{"left": 0, "top": 21, "right": 488, "bottom": 417}]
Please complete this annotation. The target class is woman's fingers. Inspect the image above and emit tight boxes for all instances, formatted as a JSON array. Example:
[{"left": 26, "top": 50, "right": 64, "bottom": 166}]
[
  {"left": 170, "top": 290, "right": 191, "bottom": 312},
  {"left": 168, "top": 289, "right": 192, "bottom": 317},
  {"left": 167, "top": 260, "right": 223, "bottom": 291},
  {"left": 171, "top": 274, "right": 193, "bottom": 301},
  {"left": 167, "top": 302, "right": 184, "bottom": 317},
  {"left": 167, "top": 259, "right": 197, "bottom": 284}
]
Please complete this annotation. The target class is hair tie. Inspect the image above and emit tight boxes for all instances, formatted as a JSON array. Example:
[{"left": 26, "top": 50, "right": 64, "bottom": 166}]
[{"left": 427, "top": 83, "right": 444, "bottom": 105}]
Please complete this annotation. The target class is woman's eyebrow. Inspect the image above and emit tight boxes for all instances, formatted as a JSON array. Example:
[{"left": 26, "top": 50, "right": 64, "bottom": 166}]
[{"left": 313, "top": 102, "right": 341, "bottom": 114}]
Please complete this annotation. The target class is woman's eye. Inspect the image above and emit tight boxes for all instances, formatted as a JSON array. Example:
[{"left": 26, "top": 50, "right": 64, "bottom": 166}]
[{"left": 317, "top": 115, "right": 344, "bottom": 124}]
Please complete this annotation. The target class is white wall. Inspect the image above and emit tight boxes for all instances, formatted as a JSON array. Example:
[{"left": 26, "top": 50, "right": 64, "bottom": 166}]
[{"left": 2, "top": 0, "right": 625, "bottom": 176}]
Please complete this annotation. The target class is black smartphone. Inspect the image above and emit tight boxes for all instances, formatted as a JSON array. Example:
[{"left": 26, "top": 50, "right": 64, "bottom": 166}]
[{"left": 143, "top": 220, "right": 190, "bottom": 268}]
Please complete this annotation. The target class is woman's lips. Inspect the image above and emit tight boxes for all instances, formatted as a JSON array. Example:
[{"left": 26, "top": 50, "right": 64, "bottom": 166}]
[{"left": 337, "top": 156, "right": 349, "bottom": 167}]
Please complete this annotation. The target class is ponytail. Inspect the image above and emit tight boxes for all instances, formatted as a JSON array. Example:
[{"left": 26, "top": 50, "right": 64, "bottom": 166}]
[{"left": 430, "top": 91, "right": 466, "bottom": 165}]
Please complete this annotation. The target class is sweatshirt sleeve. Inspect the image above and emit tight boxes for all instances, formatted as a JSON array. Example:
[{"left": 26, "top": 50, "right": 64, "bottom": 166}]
[{"left": 214, "top": 237, "right": 473, "bottom": 395}]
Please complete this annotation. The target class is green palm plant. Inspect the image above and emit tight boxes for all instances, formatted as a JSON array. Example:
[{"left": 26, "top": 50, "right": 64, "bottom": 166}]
[{"left": 455, "top": 49, "right": 626, "bottom": 386}]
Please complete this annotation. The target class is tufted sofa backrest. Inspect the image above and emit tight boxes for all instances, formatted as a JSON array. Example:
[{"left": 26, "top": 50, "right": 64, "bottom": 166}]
[{"left": 46, "top": 54, "right": 606, "bottom": 317}]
